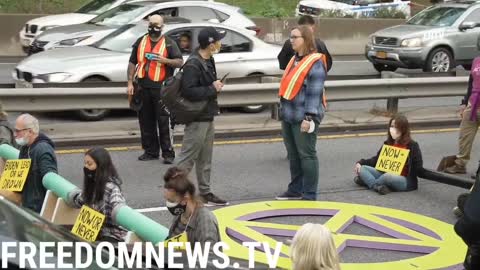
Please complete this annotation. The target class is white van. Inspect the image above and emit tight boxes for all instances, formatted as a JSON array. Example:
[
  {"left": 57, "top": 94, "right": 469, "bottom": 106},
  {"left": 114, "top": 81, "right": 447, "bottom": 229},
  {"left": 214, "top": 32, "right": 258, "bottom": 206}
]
[{"left": 295, "top": 0, "right": 411, "bottom": 18}]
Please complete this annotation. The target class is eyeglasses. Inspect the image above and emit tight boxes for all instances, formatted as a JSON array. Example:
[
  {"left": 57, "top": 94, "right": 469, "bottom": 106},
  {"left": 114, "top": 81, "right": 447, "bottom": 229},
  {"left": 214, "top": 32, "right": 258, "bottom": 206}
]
[
  {"left": 290, "top": 35, "right": 303, "bottom": 40},
  {"left": 14, "top": 128, "right": 31, "bottom": 133}
]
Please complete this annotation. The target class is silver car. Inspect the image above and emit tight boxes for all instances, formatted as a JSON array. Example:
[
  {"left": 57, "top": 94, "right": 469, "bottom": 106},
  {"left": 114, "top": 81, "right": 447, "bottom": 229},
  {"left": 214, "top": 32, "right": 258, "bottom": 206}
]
[
  {"left": 13, "top": 22, "right": 281, "bottom": 120},
  {"left": 29, "top": 0, "right": 258, "bottom": 54},
  {"left": 365, "top": 1, "right": 480, "bottom": 72}
]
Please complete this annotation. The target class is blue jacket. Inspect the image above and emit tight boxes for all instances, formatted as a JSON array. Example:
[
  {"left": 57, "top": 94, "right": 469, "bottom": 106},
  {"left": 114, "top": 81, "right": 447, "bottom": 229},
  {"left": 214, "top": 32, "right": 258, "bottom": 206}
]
[{"left": 280, "top": 60, "right": 327, "bottom": 123}]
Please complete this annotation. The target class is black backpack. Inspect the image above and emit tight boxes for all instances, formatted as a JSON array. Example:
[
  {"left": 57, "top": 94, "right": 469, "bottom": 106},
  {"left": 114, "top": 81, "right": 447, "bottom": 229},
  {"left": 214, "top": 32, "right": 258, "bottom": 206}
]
[{"left": 161, "top": 55, "right": 209, "bottom": 125}]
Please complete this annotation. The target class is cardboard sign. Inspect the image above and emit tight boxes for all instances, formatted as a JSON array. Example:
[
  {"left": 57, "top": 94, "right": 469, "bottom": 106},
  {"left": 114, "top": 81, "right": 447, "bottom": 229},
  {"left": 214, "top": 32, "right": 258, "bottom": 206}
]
[
  {"left": 375, "top": 145, "right": 410, "bottom": 175},
  {"left": 164, "top": 231, "right": 188, "bottom": 249},
  {"left": 71, "top": 205, "right": 105, "bottom": 242},
  {"left": 0, "top": 159, "right": 31, "bottom": 192}
]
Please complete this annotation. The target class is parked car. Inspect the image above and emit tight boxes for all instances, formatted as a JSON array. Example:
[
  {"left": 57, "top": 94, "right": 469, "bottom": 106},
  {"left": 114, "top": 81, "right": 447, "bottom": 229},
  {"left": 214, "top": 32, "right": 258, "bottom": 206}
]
[
  {"left": 19, "top": 0, "right": 139, "bottom": 53},
  {"left": 28, "top": 0, "right": 259, "bottom": 55},
  {"left": 296, "top": 0, "right": 411, "bottom": 18},
  {"left": 13, "top": 21, "right": 282, "bottom": 121},
  {"left": 365, "top": 0, "right": 480, "bottom": 72}
]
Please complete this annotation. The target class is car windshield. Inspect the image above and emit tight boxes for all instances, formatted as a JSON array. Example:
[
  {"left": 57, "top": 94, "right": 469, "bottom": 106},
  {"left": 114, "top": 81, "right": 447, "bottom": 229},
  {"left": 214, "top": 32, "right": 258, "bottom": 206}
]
[
  {"left": 88, "top": 4, "right": 150, "bottom": 26},
  {"left": 406, "top": 6, "right": 466, "bottom": 26},
  {"left": 0, "top": 199, "right": 119, "bottom": 269},
  {"left": 92, "top": 23, "right": 147, "bottom": 52},
  {"left": 76, "top": 0, "right": 119, "bottom": 15}
]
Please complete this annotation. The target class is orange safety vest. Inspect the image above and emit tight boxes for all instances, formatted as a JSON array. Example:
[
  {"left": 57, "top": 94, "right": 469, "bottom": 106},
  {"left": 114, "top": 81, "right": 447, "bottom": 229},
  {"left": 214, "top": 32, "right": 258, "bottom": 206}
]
[
  {"left": 136, "top": 35, "right": 168, "bottom": 82},
  {"left": 278, "top": 53, "right": 328, "bottom": 109}
]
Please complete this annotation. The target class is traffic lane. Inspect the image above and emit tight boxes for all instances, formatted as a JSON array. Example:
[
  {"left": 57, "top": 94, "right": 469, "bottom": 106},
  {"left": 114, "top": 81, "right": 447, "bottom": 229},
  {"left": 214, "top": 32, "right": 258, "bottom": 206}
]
[{"left": 55, "top": 130, "right": 476, "bottom": 223}]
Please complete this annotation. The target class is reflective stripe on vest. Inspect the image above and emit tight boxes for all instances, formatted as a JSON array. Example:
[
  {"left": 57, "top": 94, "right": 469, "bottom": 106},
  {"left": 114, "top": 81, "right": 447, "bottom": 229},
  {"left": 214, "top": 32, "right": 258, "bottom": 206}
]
[
  {"left": 278, "top": 53, "right": 328, "bottom": 109},
  {"left": 136, "top": 35, "right": 168, "bottom": 82}
]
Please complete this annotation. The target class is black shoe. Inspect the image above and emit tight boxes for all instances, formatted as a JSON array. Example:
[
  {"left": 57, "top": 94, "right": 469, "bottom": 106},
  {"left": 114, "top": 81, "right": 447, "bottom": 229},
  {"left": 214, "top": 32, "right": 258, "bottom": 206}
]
[
  {"left": 138, "top": 154, "right": 159, "bottom": 161},
  {"left": 373, "top": 184, "right": 391, "bottom": 195},
  {"left": 275, "top": 191, "right": 302, "bottom": 200},
  {"left": 201, "top": 193, "right": 229, "bottom": 206},
  {"left": 354, "top": 176, "right": 366, "bottom": 187},
  {"left": 163, "top": 156, "right": 174, "bottom": 164}
]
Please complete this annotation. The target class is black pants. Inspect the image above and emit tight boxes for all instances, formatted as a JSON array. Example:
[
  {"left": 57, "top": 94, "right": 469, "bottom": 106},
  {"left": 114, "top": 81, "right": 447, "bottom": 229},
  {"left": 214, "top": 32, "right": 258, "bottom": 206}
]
[
  {"left": 138, "top": 87, "right": 175, "bottom": 158},
  {"left": 455, "top": 216, "right": 480, "bottom": 269}
]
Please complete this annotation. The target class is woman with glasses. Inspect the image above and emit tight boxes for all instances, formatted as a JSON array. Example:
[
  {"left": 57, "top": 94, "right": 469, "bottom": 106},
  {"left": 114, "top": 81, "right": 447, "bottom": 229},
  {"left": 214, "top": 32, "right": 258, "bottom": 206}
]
[{"left": 276, "top": 25, "right": 328, "bottom": 201}]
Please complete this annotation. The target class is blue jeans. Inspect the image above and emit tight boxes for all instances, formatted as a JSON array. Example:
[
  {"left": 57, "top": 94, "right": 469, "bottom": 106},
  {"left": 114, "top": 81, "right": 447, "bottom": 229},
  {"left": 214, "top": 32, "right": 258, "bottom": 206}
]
[
  {"left": 282, "top": 120, "right": 319, "bottom": 200},
  {"left": 359, "top": 165, "right": 408, "bottom": 191}
]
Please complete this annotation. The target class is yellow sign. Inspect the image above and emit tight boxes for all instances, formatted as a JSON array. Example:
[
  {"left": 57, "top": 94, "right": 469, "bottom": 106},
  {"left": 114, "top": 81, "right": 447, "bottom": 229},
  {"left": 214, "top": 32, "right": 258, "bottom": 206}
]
[
  {"left": 71, "top": 205, "right": 105, "bottom": 242},
  {"left": 375, "top": 145, "right": 410, "bottom": 175},
  {"left": 0, "top": 159, "right": 31, "bottom": 192},
  {"left": 213, "top": 201, "right": 467, "bottom": 270},
  {"left": 164, "top": 231, "right": 188, "bottom": 249}
]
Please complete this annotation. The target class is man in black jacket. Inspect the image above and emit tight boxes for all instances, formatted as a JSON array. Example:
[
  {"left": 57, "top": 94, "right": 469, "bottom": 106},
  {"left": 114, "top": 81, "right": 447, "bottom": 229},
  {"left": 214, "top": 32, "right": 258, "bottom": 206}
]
[
  {"left": 277, "top": 15, "right": 332, "bottom": 72},
  {"left": 176, "top": 27, "right": 228, "bottom": 206},
  {"left": 14, "top": 114, "right": 57, "bottom": 213},
  {"left": 127, "top": 15, "right": 183, "bottom": 164}
]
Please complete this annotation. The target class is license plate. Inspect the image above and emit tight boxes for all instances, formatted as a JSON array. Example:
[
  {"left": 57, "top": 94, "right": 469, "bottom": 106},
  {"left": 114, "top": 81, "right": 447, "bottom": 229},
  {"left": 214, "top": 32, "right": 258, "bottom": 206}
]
[
  {"left": 15, "top": 81, "right": 33, "bottom": 88},
  {"left": 376, "top": 51, "right": 387, "bottom": 59}
]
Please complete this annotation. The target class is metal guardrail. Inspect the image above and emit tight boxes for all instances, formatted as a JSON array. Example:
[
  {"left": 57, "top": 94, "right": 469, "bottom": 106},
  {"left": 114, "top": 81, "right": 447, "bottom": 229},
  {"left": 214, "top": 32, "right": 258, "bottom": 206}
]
[{"left": 0, "top": 76, "right": 469, "bottom": 113}]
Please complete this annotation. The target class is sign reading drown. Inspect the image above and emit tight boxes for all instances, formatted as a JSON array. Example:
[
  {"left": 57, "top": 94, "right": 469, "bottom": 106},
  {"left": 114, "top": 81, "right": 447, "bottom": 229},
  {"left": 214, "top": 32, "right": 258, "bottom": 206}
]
[
  {"left": 375, "top": 145, "right": 410, "bottom": 175},
  {"left": 71, "top": 205, "right": 105, "bottom": 242},
  {"left": 0, "top": 159, "right": 31, "bottom": 192}
]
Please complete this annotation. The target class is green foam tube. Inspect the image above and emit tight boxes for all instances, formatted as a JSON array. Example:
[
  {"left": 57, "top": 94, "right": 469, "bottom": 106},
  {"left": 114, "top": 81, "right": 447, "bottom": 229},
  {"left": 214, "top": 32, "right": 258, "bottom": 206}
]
[
  {"left": 114, "top": 205, "right": 169, "bottom": 244},
  {"left": 0, "top": 144, "right": 19, "bottom": 160},
  {"left": 42, "top": 172, "right": 79, "bottom": 201}
]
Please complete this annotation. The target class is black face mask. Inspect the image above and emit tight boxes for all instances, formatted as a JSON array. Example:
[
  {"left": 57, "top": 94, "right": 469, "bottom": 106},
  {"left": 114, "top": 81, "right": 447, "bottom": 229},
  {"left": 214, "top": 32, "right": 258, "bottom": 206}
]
[
  {"left": 166, "top": 201, "right": 187, "bottom": 216},
  {"left": 84, "top": 167, "right": 96, "bottom": 180},
  {"left": 148, "top": 26, "right": 162, "bottom": 39}
]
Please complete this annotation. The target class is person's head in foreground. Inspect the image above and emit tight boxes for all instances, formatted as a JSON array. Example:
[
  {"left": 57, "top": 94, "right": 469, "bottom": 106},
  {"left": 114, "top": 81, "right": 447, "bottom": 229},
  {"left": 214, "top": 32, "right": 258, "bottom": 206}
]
[
  {"left": 290, "top": 223, "right": 340, "bottom": 270},
  {"left": 14, "top": 113, "right": 40, "bottom": 146},
  {"left": 387, "top": 114, "right": 411, "bottom": 145},
  {"left": 290, "top": 25, "right": 317, "bottom": 56},
  {"left": 163, "top": 166, "right": 200, "bottom": 216}
]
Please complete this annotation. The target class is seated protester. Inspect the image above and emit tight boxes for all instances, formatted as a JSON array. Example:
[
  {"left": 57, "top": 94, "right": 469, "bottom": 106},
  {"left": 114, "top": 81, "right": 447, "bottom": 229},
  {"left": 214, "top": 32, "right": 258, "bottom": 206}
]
[
  {"left": 290, "top": 223, "right": 340, "bottom": 270},
  {"left": 179, "top": 32, "right": 192, "bottom": 54},
  {"left": 163, "top": 166, "right": 221, "bottom": 246},
  {"left": 353, "top": 114, "right": 423, "bottom": 195},
  {"left": 69, "top": 147, "right": 127, "bottom": 242},
  {"left": 454, "top": 163, "right": 480, "bottom": 270}
]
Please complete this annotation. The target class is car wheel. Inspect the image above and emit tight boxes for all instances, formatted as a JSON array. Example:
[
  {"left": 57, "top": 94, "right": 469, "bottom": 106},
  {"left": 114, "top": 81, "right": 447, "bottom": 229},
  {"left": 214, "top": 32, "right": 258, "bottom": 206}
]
[
  {"left": 241, "top": 73, "right": 266, "bottom": 113},
  {"left": 74, "top": 77, "right": 110, "bottom": 121},
  {"left": 424, "top": 48, "right": 454, "bottom": 72},
  {"left": 373, "top": 64, "right": 398, "bottom": 73}
]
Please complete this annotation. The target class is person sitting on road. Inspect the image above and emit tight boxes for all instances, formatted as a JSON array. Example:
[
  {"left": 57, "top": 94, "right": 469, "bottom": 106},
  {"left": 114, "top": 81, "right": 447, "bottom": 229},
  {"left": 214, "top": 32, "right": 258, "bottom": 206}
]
[
  {"left": 290, "top": 223, "right": 340, "bottom": 270},
  {"left": 163, "top": 166, "right": 221, "bottom": 246},
  {"left": 69, "top": 147, "right": 128, "bottom": 242},
  {"left": 353, "top": 114, "right": 424, "bottom": 195}
]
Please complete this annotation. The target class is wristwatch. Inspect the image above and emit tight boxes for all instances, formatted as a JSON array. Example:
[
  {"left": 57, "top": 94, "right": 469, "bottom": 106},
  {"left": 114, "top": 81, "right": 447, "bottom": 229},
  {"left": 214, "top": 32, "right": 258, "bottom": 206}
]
[{"left": 304, "top": 115, "right": 313, "bottom": 121}]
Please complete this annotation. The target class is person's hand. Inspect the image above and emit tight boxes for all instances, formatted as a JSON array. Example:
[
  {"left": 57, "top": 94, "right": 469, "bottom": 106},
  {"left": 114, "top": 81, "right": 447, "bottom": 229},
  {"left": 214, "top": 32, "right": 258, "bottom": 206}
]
[
  {"left": 300, "top": 120, "right": 310, "bottom": 133},
  {"left": 459, "top": 104, "right": 467, "bottom": 118},
  {"left": 354, "top": 163, "right": 362, "bottom": 175},
  {"left": 213, "top": 80, "right": 224, "bottom": 92},
  {"left": 154, "top": 55, "right": 169, "bottom": 64},
  {"left": 127, "top": 82, "right": 134, "bottom": 96}
]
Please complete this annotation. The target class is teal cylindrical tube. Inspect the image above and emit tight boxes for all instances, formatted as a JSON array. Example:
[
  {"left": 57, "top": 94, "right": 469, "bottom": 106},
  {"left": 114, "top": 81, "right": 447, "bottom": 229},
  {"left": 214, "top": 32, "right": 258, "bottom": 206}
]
[
  {"left": 0, "top": 144, "right": 19, "bottom": 160},
  {"left": 42, "top": 172, "right": 79, "bottom": 200},
  {"left": 114, "top": 205, "right": 169, "bottom": 244}
]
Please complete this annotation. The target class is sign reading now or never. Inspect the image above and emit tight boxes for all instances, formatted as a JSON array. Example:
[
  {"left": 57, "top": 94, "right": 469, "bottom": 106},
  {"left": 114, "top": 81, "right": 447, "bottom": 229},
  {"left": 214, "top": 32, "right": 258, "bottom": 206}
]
[
  {"left": 375, "top": 145, "right": 410, "bottom": 175},
  {"left": 164, "top": 231, "right": 188, "bottom": 249},
  {"left": 71, "top": 205, "right": 105, "bottom": 242},
  {"left": 0, "top": 159, "right": 31, "bottom": 192}
]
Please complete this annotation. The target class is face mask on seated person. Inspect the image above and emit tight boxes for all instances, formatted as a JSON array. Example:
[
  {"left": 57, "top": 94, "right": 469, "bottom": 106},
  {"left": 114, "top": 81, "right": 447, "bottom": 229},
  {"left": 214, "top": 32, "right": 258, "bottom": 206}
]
[
  {"left": 166, "top": 200, "right": 187, "bottom": 216},
  {"left": 389, "top": 127, "right": 401, "bottom": 140}
]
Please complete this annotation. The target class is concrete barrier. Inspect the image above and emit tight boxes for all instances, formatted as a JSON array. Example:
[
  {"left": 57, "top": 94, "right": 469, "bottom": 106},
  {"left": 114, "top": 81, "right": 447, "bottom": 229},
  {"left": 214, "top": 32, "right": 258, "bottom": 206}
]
[{"left": 0, "top": 14, "right": 405, "bottom": 56}]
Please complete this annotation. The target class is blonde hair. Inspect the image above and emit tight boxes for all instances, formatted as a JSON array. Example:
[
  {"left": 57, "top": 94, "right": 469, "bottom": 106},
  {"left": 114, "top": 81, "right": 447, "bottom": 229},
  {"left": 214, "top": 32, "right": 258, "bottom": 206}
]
[{"left": 290, "top": 223, "right": 341, "bottom": 270}]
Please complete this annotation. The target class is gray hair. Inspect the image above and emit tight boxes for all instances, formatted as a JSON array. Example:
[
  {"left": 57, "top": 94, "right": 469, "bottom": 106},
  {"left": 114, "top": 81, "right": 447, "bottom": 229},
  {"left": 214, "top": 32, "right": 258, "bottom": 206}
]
[{"left": 19, "top": 114, "right": 40, "bottom": 134}]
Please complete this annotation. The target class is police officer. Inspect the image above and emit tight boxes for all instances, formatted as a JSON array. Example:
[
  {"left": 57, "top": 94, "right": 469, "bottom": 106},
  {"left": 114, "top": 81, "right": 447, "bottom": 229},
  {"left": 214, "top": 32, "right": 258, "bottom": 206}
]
[{"left": 127, "top": 15, "right": 183, "bottom": 163}]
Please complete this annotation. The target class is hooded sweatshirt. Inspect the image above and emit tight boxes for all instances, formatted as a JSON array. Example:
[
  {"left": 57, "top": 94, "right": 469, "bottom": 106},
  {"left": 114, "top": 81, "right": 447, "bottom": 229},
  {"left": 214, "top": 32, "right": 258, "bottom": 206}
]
[{"left": 18, "top": 133, "right": 57, "bottom": 213}]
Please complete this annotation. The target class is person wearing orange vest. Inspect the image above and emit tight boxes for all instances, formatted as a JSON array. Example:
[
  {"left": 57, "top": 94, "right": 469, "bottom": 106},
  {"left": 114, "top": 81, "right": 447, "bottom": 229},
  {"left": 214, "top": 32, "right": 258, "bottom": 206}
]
[
  {"left": 276, "top": 25, "right": 328, "bottom": 201},
  {"left": 127, "top": 15, "right": 183, "bottom": 163}
]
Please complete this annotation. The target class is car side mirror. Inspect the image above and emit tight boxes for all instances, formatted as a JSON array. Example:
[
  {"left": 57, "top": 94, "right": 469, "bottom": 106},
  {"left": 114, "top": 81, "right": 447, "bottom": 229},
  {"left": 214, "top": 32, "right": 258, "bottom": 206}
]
[{"left": 459, "top": 21, "right": 479, "bottom": 31}]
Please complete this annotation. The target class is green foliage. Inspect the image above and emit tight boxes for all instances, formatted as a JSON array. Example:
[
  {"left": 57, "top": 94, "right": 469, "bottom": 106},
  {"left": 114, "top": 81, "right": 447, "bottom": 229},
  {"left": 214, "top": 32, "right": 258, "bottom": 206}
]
[{"left": 370, "top": 7, "right": 407, "bottom": 19}]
